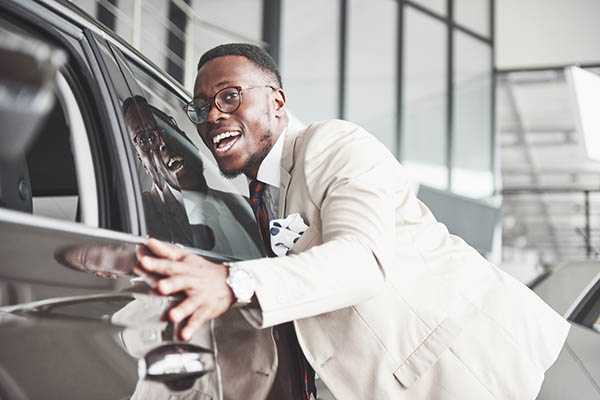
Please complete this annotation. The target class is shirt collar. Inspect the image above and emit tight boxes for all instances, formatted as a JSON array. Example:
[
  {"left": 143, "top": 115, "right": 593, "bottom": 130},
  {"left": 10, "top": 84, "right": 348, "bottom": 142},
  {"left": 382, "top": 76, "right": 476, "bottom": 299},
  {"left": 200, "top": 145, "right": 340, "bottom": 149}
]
[{"left": 256, "top": 127, "right": 287, "bottom": 188}]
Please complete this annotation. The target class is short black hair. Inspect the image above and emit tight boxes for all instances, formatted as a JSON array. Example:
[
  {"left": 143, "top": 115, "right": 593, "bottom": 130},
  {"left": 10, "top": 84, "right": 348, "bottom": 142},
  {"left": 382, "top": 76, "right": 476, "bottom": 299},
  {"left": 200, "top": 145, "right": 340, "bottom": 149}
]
[
  {"left": 122, "top": 94, "right": 148, "bottom": 116},
  {"left": 197, "top": 43, "right": 282, "bottom": 88}
]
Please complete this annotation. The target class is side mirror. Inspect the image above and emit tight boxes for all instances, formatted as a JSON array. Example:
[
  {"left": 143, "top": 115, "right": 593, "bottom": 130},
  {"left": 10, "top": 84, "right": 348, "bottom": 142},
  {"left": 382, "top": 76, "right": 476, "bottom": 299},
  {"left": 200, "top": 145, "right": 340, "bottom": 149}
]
[{"left": 0, "top": 25, "right": 66, "bottom": 161}]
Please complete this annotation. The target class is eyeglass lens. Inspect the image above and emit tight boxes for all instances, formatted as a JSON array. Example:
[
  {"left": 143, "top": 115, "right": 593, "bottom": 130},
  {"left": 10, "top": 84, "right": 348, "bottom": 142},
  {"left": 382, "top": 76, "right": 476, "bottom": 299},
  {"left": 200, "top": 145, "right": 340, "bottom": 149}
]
[
  {"left": 187, "top": 87, "right": 242, "bottom": 124},
  {"left": 135, "top": 130, "right": 161, "bottom": 152}
]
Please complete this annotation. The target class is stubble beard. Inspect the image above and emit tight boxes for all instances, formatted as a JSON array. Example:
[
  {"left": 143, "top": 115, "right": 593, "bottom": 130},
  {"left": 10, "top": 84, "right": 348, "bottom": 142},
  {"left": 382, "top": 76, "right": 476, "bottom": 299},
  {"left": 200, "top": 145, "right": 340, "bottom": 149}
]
[{"left": 220, "top": 132, "right": 274, "bottom": 180}]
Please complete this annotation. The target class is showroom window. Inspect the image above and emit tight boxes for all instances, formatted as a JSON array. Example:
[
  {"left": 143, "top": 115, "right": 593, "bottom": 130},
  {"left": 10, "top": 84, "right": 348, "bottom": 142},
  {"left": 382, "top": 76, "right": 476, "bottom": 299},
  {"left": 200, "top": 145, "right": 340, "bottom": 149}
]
[
  {"left": 451, "top": 29, "right": 493, "bottom": 197},
  {"left": 401, "top": 5, "right": 449, "bottom": 190},
  {"left": 399, "top": 0, "right": 494, "bottom": 197},
  {"left": 345, "top": 0, "right": 398, "bottom": 154},
  {"left": 454, "top": 0, "right": 491, "bottom": 39},
  {"left": 280, "top": 0, "right": 341, "bottom": 123}
]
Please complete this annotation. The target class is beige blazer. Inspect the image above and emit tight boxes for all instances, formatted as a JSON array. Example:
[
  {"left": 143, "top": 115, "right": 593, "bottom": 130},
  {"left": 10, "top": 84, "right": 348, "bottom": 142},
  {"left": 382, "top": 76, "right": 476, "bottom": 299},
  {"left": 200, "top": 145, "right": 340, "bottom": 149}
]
[{"left": 218, "top": 119, "right": 569, "bottom": 400}]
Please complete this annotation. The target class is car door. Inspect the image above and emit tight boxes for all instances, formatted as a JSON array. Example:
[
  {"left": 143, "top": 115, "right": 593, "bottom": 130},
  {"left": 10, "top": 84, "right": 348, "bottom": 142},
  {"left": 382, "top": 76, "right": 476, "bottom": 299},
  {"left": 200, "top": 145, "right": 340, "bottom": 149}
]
[
  {"left": 0, "top": 1, "right": 260, "bottom": 399},
  {"left": 0, "top": 3, "right": 144, "bottom": 399}
]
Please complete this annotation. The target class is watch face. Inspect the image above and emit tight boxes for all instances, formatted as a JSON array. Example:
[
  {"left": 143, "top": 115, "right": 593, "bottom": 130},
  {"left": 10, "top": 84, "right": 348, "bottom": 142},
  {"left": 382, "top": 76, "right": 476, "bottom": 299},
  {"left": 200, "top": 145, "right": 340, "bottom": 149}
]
[{"left": 228, "top": 267, "right": 255, "bottom": 303}]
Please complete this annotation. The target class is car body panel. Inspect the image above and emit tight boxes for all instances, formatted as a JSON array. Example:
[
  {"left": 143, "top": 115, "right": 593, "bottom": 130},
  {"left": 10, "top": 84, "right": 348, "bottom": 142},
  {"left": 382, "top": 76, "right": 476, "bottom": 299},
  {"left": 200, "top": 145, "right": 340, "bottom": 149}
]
[{"left": 534, "top": 261, "right": 600, "bottom": 399}]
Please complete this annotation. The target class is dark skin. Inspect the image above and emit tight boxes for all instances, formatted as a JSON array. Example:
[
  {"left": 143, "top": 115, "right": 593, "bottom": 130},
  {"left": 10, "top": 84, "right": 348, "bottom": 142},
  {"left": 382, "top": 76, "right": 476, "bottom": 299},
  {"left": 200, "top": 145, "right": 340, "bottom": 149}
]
[
  {"left": 125, "top": 102, "right": 182, "bottom": 191},
  {"left": 135, "top": 56, "right": 289, "bottom": 341},
  {"left": 125, "top": 104, "right": 166, "bottom": 189}
]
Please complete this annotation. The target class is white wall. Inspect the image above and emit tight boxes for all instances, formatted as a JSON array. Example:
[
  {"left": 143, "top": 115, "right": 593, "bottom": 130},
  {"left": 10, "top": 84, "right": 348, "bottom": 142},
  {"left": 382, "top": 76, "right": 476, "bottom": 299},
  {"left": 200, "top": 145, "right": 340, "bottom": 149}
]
[{"left": 495, "top": 0, "right": 600, "bottom": 69}]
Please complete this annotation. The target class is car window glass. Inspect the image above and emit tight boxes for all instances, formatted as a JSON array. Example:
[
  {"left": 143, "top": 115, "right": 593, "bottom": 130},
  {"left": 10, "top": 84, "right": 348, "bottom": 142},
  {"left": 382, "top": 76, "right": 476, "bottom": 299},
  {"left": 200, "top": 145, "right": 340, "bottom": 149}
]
[
  {"left": 0, "top": 21, "right": 98, "bottom": 227},
  {"left": 117, "top": 53, "right": 262, "bottom": 260},
  {"left": 570, "top": 278, "right": 600, "bottom": 334}
]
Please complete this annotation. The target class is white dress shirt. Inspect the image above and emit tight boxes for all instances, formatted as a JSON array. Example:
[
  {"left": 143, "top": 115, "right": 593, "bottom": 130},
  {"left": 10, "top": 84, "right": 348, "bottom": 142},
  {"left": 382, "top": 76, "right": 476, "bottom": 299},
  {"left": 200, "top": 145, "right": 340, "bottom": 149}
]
[{"left": 255, "top": 127, "right": 287, "bottom": 221}]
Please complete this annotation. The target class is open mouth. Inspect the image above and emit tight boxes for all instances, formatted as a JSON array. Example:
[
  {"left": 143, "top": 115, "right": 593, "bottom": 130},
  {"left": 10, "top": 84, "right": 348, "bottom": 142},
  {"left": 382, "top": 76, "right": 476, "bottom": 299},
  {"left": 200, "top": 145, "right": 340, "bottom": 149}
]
[
  {"left": 167, "top": 156, "right": 184, "bottom": 173},
  {"left": 213, "top": 131, "right": 241, "bottom": 154}
]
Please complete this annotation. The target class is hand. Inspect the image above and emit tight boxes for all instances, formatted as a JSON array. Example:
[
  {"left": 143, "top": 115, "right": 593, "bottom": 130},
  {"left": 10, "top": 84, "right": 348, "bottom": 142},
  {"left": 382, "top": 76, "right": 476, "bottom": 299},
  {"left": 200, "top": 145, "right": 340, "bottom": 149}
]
[{"left": 134, "top": 238, "right": 234, "bottom": 341}]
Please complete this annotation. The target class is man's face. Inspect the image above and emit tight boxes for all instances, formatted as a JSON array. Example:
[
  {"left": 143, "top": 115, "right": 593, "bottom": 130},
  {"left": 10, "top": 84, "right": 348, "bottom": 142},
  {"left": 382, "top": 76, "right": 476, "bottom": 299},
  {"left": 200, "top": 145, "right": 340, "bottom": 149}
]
[
  {"left": 125, "top": 103, "right": 180, "bottom": 190},
  {"left": 193, "top": 56, "right": 286, "bottom": 179}
]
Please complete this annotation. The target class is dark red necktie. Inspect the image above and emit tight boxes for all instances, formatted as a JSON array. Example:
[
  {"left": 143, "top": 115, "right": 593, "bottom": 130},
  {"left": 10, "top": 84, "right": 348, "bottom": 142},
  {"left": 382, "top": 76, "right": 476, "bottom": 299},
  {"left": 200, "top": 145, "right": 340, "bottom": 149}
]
[
  {"left": 249, "top": 180, "right": 275, "bottom": 257},
  {"left": 248, "top": 179, "right": 316, "bottom": 400}
]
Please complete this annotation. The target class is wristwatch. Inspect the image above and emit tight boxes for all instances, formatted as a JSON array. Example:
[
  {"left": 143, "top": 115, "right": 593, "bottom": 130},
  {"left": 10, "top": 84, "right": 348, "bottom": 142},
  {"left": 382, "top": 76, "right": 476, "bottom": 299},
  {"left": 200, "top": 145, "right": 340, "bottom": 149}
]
[{"left": 224, "top": 264, "right": 256, "bottom": 306}]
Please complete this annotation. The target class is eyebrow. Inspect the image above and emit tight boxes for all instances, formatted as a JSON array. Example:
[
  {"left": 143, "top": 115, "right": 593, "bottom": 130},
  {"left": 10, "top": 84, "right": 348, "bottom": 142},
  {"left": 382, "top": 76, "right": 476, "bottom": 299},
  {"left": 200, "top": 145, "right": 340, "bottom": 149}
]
[
  {"left": 215, "top": 80, "right": 232, "bottom": 88},
  {"left": 193, "top": 80, "right": 234, "bottom": 99}
]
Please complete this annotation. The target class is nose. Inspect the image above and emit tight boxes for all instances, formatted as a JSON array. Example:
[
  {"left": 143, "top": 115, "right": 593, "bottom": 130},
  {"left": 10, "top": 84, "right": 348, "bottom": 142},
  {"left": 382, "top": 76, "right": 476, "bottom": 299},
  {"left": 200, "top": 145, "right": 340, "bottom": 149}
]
[{"left": 205, "top": 101, "right": 229, "bottom": 124}]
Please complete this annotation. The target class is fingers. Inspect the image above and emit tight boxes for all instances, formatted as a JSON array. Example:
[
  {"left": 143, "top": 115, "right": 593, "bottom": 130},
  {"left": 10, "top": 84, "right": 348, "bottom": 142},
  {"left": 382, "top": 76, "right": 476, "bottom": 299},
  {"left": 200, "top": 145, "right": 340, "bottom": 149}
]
[
  {"left": 157, "top": 275, "right": 194, "bottom": 296},
  {"left": 169, "top": 296, "right": 200, "bottom": 323},
  {"left": 145, "top": 237, "right": 187, "bottom": 261},
  {"left": 138, "top": 254, "right": 189, "bottom": 276},
  {"left": 135, "top": 244, "right": 152, "bottom": 259},
  {"left": 132, "top": 265, "right": 160, "bottom": 288},
  {"left": 181, "top": 308, "right": 212, "bottom": 341}
]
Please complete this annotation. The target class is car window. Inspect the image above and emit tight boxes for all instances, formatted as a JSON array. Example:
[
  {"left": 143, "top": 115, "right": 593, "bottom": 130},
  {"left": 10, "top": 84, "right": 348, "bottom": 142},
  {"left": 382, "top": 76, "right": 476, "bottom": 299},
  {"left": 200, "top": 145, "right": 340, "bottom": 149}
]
[
  {"left": 0, "top": 22, "right": 99, "bottom": 227},
  {"left": 115, "top": 51, "right": 262, "bottom": 260},
  {"left": 569, "top": 277, "right": 600, "bottom": 333}
]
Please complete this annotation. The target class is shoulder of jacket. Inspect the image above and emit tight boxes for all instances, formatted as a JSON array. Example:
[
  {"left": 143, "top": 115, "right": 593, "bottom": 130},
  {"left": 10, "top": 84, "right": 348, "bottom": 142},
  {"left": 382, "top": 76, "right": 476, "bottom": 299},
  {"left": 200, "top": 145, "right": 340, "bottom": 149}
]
[{"left": 298, "top": 119, "right": 372, "bottom": 153}]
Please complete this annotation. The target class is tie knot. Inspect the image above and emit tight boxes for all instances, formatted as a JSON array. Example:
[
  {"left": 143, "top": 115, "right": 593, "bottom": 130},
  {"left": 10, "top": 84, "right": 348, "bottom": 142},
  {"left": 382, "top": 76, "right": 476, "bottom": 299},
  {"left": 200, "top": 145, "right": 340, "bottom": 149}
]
[{"left": 249, "top": 180, "right": 266, "bottom": 199}]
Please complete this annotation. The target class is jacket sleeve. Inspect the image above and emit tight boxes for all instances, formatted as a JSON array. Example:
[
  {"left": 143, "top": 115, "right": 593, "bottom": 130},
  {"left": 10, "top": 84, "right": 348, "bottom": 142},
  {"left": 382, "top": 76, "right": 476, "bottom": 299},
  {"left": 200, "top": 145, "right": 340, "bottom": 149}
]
[{"left": 233, "top": 120, "right": 409, "bottom": 328}]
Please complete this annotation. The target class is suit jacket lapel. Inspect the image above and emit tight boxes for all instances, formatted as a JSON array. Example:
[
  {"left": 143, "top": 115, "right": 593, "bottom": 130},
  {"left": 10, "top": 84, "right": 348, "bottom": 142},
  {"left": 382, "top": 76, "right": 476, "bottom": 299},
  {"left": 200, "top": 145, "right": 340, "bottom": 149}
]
[{"left": 278, "top": 122, "right": 302, "bottom": 218}]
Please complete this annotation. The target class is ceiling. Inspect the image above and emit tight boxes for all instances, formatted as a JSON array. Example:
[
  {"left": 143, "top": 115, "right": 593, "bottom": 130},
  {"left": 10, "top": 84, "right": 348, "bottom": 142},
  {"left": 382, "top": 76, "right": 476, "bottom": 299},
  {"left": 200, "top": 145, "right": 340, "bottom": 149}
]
[{"left": 498, "top": 67, "right": 600, "bottom": 265}]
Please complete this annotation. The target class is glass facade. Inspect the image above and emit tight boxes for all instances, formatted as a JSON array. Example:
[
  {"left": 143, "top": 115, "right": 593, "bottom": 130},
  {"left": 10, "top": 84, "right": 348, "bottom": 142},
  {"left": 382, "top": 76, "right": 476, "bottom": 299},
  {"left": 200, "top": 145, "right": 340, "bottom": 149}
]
[
  {"left": 280, "top": 0, "right": 340, "bottom": 123},
  {"left": 186, "top": 0, "right": 263, "bottom": 69},
  {"left": 402, "top": 6, "right": 448, "bottom": 189},
  {"left": 345, "top": 0, "right": 398, "bottom": 153},
  {"left": 452, "top": 30, "right": 493, "bottom": 197},
  {"left": 409, "top": 0, "right": 447, "bottom": 16},
  {"left": 454, "top": 0, "right": 490, "bottom": 38}
]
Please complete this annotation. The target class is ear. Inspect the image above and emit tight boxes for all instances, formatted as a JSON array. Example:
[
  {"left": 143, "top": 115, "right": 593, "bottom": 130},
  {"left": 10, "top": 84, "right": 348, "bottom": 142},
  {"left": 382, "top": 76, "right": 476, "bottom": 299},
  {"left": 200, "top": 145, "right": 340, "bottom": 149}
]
[{"left": 272, "top": 88, "right": 286, "bottom": 117}]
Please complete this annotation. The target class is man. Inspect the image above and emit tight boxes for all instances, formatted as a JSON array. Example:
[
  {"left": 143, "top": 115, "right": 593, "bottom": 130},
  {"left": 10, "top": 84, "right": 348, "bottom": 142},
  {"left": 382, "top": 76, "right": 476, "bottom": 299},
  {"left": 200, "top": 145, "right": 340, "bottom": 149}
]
[{"left": 135, "top": 43, "right": 569, "bottom": 399}]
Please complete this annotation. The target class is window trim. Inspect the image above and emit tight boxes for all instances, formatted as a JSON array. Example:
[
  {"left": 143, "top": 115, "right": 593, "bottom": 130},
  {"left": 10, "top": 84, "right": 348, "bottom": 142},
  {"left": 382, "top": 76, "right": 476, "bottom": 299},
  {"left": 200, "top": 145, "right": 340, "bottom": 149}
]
[
  {"left": 568, "top": 272, "right": 600, "bottom": 327},
  {"left": 55, "top": 71, "right": 99, "bottom": 227}
]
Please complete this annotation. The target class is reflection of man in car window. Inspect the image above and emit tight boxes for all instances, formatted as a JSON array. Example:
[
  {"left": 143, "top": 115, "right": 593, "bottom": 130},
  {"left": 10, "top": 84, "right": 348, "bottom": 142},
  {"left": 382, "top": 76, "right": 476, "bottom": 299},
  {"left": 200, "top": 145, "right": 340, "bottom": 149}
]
[
  {"left": 124, "top": 95, "right": 260, "bottom": 257},
  {"left": 123, "top": 96, "right": 200, "bottom": 248},
  {"left": 149, "top": 103, "right": 262, "bottom": 259}
]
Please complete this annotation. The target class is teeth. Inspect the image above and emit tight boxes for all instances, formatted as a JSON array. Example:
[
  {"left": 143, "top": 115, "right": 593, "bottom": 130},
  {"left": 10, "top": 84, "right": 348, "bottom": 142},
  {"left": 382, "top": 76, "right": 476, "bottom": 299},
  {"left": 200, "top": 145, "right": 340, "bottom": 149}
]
[
  {"left": 167, "top": 156, "right": 183, "bottom": 168},
  {"left": 216, "top": 138, "right": 237, "bottom": 153},
  {"left": 212, "top": 131, "right": 241, "bottom": 145}
]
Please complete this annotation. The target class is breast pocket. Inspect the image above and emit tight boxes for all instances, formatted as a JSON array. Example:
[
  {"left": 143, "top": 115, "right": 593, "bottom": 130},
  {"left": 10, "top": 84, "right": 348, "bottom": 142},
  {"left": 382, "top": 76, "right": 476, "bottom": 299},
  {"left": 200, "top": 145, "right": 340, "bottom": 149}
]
[{"left": 289, "top": 225, "right": 321, "bottom": 254}]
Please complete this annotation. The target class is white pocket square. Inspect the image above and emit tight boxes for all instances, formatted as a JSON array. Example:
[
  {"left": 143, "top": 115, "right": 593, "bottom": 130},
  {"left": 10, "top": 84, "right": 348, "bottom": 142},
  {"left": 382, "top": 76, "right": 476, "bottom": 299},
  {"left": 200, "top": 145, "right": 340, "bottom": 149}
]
[{"left": 269, "top": 213, "right": 308, "bottom": 257}]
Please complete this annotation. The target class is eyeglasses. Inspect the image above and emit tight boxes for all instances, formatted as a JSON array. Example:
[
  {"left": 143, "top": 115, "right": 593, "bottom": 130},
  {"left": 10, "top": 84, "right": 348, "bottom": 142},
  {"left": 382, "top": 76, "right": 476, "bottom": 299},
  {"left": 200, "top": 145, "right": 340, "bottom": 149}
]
[
  {"left": 132, "top": 129, "right": 162, "bottom": 152},
  {"left": 183, "top": 85, "right": 276, "bottom": 125}
]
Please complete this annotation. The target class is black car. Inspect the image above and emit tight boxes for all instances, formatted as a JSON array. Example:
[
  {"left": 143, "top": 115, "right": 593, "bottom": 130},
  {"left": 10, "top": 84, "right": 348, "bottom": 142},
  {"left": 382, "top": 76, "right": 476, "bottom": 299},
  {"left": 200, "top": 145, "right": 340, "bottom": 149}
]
[{"left": 0, "top": 0, "right": 264, "bottom": 398}]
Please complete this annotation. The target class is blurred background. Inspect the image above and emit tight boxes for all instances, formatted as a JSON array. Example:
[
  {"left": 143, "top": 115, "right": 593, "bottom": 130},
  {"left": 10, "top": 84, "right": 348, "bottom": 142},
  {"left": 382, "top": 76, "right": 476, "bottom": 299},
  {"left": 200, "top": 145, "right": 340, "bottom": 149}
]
[{"left": 74, "top": 0, "right": 600, "bottom": 285}]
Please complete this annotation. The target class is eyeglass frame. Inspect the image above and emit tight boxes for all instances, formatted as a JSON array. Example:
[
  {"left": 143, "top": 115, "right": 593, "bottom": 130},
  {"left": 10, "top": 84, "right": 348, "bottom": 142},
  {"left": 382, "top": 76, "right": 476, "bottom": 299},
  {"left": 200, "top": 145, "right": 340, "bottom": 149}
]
[{"left": 183, "top": 85, "right": 277, "bottom": 125}]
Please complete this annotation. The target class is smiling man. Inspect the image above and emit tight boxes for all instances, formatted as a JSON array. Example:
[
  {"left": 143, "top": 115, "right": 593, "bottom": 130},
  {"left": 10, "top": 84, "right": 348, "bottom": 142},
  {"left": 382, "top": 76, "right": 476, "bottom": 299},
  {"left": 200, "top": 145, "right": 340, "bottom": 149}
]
[
  {"left": 135, "top": 43, "right": 569, "bottom": 400},
  {"left": 189, "top": 53, "right": 285, "bottom": 180}
]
